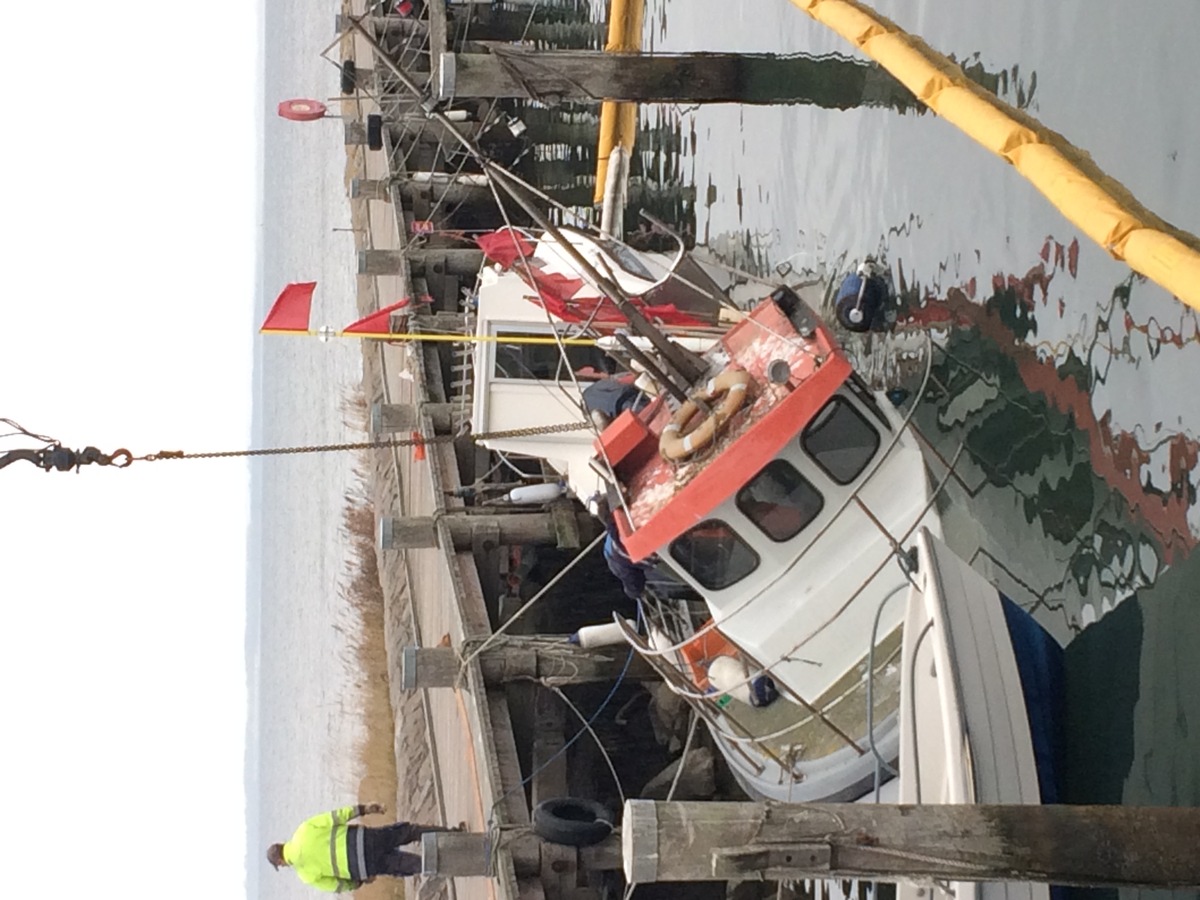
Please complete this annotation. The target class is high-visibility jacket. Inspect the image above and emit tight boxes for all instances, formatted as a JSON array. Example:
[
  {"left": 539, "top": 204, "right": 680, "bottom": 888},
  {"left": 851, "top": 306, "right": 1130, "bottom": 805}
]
[{"left": 283, "top": 806, "right": 365, "bottom": 893}]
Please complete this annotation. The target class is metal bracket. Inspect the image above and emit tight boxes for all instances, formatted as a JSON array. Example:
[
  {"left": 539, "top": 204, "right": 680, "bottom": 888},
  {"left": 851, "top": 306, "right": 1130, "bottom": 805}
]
[{"left": 711, "top": 843, "right": 833, "bottom": 879}]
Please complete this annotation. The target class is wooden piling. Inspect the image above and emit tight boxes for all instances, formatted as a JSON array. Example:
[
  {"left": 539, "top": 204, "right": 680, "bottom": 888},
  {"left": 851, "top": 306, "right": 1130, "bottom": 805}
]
[
  {"left": 336, "top": 13, "right": 428, "bottom": 36},
  {"left": 400, "top": 641, "right": 657, "bottom": 689},
  {"left": 371, "top": 401, "right": 464, "bottom": 435},
  {"left": 377, "top": 176, "right": 495, "bottom": 209},
  {"left": 360, "top": 248, "right": 484, "bottom": 277},
  {"left": 622, "top": 801, "right": 1200, "bottom": 887},
  {"left": 421, "top": 831, "right": 622, "bottom": 878},
  {"left": 379, "top": 509, "right": 600, "bottom": 551},
  {"left": 438, "top": 50, "right": 915, "bottom": 107}
]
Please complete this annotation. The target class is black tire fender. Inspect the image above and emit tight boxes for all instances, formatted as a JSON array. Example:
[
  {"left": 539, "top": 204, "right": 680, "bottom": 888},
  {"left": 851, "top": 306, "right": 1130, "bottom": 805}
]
[
  {"left": 340, "top": 61, "right": 358, "bottom": 95},
  {"left": 532, "top": 798, "right": 613, "bottom": 847},
  {"left": 366, "top": 114, "right": 384, "bottom": 151}
]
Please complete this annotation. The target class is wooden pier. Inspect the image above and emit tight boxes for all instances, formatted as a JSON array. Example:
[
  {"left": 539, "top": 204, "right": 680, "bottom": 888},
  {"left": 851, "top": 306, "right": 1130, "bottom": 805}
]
[
  {"left": 332, "top": 4, "right": 1200, "bottom": 900},
  {"left": 338, "top": 6, "right": 698, "bottom": 900}
]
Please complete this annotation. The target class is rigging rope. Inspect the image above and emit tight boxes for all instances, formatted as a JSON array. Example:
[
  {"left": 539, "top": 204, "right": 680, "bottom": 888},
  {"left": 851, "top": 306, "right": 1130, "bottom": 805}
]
[{"left": 0, "top": 419, "right": 593, "bottom": 472}]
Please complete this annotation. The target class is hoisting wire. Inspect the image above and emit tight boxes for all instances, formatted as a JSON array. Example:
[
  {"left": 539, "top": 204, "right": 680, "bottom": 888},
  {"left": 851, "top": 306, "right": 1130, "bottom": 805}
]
[{"left": 0, "top": 420, "right": 593, "bottom": 472}]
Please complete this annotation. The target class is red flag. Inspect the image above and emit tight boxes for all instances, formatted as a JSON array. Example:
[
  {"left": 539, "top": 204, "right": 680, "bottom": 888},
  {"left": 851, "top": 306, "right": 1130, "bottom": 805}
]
[
  {"left": 342, "top": 299, "right": 412, "bottom": 335},
  {"left": 261, "top": 282, "right": 316, "bottom": 333},
  {"left": 477, "top": 229, "right": 536, "bottom": 268}
]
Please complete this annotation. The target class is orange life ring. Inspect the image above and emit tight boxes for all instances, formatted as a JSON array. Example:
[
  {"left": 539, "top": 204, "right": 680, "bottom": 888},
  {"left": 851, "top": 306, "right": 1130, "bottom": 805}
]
[{"left": 659, "top": 368, "right": 752, "bottom": 461}]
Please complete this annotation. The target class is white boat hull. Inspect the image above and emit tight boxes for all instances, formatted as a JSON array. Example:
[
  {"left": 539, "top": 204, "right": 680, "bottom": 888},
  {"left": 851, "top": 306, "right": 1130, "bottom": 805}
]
[{"left": 898, "top": 527, "right": 1062, "bottom": 900}]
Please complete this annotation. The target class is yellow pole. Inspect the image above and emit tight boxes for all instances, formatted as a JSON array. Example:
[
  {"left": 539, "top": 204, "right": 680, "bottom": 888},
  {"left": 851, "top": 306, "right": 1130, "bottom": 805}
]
[
  {"left": 261, "top": 329, "right": 597, "bottom": 345},
  {"left": 334, "top": 331, "right": 599, "bottom": 345},
  {"left": 788, "top": 0, "right": 1200, "bottom": 312},
  {"left": 594, "top": 0, "right": 646, "bottom": 205}
]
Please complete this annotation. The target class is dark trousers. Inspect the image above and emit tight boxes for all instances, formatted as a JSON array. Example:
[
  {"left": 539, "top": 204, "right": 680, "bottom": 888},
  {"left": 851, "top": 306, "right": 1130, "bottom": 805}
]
[{"left": 352, "top": 822, "right": 455, "bottom": 879}]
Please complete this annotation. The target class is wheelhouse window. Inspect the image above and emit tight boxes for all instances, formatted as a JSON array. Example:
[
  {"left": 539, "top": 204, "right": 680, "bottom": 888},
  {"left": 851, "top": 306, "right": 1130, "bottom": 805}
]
[
  {"left": 669, "top": 519, "right": 759, "bottom": 591},
  {"left": 801, "top": 396, "right": 880, "bottom": 485},
  {"left": 591, "top": 234, "right": 657, "bottom": 280},
  {"left": 493, "top": 333, "right": 608, "bottom": 381},
  {"left": 736, "top": 459, "right": 824, "bottom": 542}
]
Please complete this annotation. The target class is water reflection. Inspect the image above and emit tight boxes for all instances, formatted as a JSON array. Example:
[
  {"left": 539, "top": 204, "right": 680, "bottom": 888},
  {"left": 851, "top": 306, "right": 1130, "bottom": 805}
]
[{"left": 629, "top": 0, "right": 1200, "bottom": 829}]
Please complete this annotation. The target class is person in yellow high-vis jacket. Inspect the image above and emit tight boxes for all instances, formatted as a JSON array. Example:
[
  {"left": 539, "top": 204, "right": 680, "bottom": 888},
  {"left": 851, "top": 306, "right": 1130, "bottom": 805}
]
[{"left": 266, "top": 803, "right": 461, "bottom": 891}]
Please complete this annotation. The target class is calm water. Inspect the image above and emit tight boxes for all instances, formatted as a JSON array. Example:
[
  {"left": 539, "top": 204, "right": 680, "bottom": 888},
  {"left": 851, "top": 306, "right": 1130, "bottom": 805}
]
[
  {"left": 650, "top": 2, "right": 1200, "bottom": 897},
  {"left": 253, "top": 1, "right": 1200, "bottom": 897}
]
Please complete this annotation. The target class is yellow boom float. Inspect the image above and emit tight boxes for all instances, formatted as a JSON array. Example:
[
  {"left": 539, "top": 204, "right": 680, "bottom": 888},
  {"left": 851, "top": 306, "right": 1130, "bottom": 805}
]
[{"left": 789, "top": 0, "right": 1200, "bottom": 312}]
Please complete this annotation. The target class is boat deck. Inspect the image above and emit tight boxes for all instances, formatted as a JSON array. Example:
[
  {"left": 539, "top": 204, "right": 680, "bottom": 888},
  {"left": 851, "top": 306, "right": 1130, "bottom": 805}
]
[
  {"left": 720, "top": 626, "right": 903, "bottom": 767},
  {"left": 613, "top": 300, "right": 851, "bottom": 560}
]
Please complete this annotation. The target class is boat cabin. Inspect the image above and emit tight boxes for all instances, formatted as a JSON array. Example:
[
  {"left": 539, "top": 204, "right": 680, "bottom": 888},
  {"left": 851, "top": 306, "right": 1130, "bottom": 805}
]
[
  {"left": 470, "top": 227, "right": 731, "bottom": 496},
  {"left": 594, "top": 287, "right": 940, "bottom": 704}
]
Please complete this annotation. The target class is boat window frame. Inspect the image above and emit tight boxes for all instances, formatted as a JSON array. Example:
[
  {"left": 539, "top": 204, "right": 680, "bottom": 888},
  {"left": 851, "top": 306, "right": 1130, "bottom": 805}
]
[
  {"left": 801, "top": 395, "right": 881, "bottom": 486},
  {"left": 490, "top": 327, "right": 606, "bottom": 384},
  {"left": 668, "top": 518, "right": 761, "bottom": 591},
  {"left": 846, "top": 372, "right": 893, "bottom": 433},
  {"left": 735, "top": 458, "right": 825, "bottom": 543}
]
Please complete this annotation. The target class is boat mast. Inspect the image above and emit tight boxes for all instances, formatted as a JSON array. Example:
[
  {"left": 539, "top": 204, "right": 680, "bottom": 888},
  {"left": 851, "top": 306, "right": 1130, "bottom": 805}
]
[{"left": 348, "top": 15, "right": 707, "bottom": 392}]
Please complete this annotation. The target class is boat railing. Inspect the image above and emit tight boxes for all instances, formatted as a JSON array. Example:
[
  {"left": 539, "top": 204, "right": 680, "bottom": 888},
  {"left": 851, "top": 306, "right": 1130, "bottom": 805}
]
[
  {"left": 612, "top": 359, "right": 970, "bottom": 766},
  {"left": 866, "top": 582, "right": 910, "bottom": 798},
  {"left": 611, "top": 613, "right": 788, "bottom": 777},
  {"left": 621, "top": 596, "right": 883, "bottom": 778}
]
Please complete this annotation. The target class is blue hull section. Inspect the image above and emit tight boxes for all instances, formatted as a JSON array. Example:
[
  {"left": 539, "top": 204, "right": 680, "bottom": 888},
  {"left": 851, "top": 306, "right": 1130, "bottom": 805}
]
[{"left": 1001, "top": 595, "right": 1066, "bottom": 804}]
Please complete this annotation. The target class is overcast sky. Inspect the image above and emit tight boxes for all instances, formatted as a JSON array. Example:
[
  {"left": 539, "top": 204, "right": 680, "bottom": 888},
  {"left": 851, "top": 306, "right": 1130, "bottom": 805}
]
[{"left": 1, "top": 5, "right": 256, "bottom": 895}]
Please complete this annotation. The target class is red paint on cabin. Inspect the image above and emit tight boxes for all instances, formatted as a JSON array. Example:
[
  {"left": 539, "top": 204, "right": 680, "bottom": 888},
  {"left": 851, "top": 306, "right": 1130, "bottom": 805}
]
[{"left": 610, "top": 299, "right": 852, "bottom": 561}]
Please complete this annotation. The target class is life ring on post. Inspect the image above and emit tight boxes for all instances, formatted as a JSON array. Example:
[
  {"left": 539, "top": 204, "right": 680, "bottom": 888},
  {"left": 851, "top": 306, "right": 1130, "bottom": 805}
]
[
  {"left": 277, "top": 99, "right": 328, "bottom": 122},
  {"left": 532, "top": 798, "right": 614, "bottom": 847},
  {"left": 659, "top": 368, "right": 752, "bottom": 461}
]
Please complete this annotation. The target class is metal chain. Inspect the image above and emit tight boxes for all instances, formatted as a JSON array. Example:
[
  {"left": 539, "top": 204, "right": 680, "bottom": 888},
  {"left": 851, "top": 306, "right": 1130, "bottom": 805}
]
[{"left": 136, "top": 419, "right": 592, "bottom": 463}]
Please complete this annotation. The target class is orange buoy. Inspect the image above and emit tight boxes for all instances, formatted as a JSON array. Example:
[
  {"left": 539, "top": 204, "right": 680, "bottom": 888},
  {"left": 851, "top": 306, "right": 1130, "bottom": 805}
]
[
  {"left": 411, "top": 431, "right": 427, "bottom": 461},
  {"left": 277, "top": 98, "right": 328, "bottom": 122}
]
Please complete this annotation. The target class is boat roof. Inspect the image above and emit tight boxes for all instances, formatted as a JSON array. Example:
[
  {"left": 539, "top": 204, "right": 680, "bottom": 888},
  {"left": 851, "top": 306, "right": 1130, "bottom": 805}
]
[{"left": 605, "top": 297, "right": 852, "bottom": 561}]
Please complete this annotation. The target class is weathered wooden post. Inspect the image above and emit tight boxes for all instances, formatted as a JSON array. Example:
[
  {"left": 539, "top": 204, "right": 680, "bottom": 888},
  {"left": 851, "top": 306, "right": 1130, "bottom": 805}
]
[
  {"left": 344, "top": 120, "right": 371, "bottom": 147},
  {"left": 358, "top": 248, "right": 484, "bottom": 278},
  {"left": 438, "top": 50, "right": 918, "bottom": 110},
  {"left": 399, "top": 640, "right": 657, "bottom": 689},
  {"left": 378, "top": 508, "right": 600, "bottom": 551},
  {"left": 370, "top": 401, "right": 462, "bottom": 435},
  {"left": 622, "top": 801, "right": 1200, "bottom": 887},
  {"left": 336, "top": 13, "right": 427, "bottom": 37},
  {"left": 420, "top": 831, "right": 622, "bottom": 877},
  {"left": 461, "top": 12, "right": 606, "bottom": 47},
  {"left": 352, "top": 176, "right": 493, "bottom": 209}
]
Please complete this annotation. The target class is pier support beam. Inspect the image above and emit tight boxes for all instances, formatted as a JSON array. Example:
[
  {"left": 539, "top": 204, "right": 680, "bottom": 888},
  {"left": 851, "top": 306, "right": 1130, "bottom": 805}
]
[
  {"left": 344, "top": 117, "right": 473, "bottom": 148},
  {"left": 371, "top": 401, "right": 464, "bottom": 435},
  {"left": 352, "top": 176, "right": 494, "bottom": 208},
  {"left": 422, "top": 831, "right": 622, "bottom": 878},
  {"left": 359, "top": 248, "right": 484, "bottom": 278},
  {"left": 439, "top": 50, "right": 915, "bottom": 109},
  {"left": 336, "top": 13, "right": 427, "bottom": 37},
  {"left": 379, "top": 508, "right": 600, "bottom": 551},
  {"left": 400, "top": 640, "right": 657, "bottom": 689},
  {"left": 622, "top": 801, "right": 1200, "bottom": 887}
]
